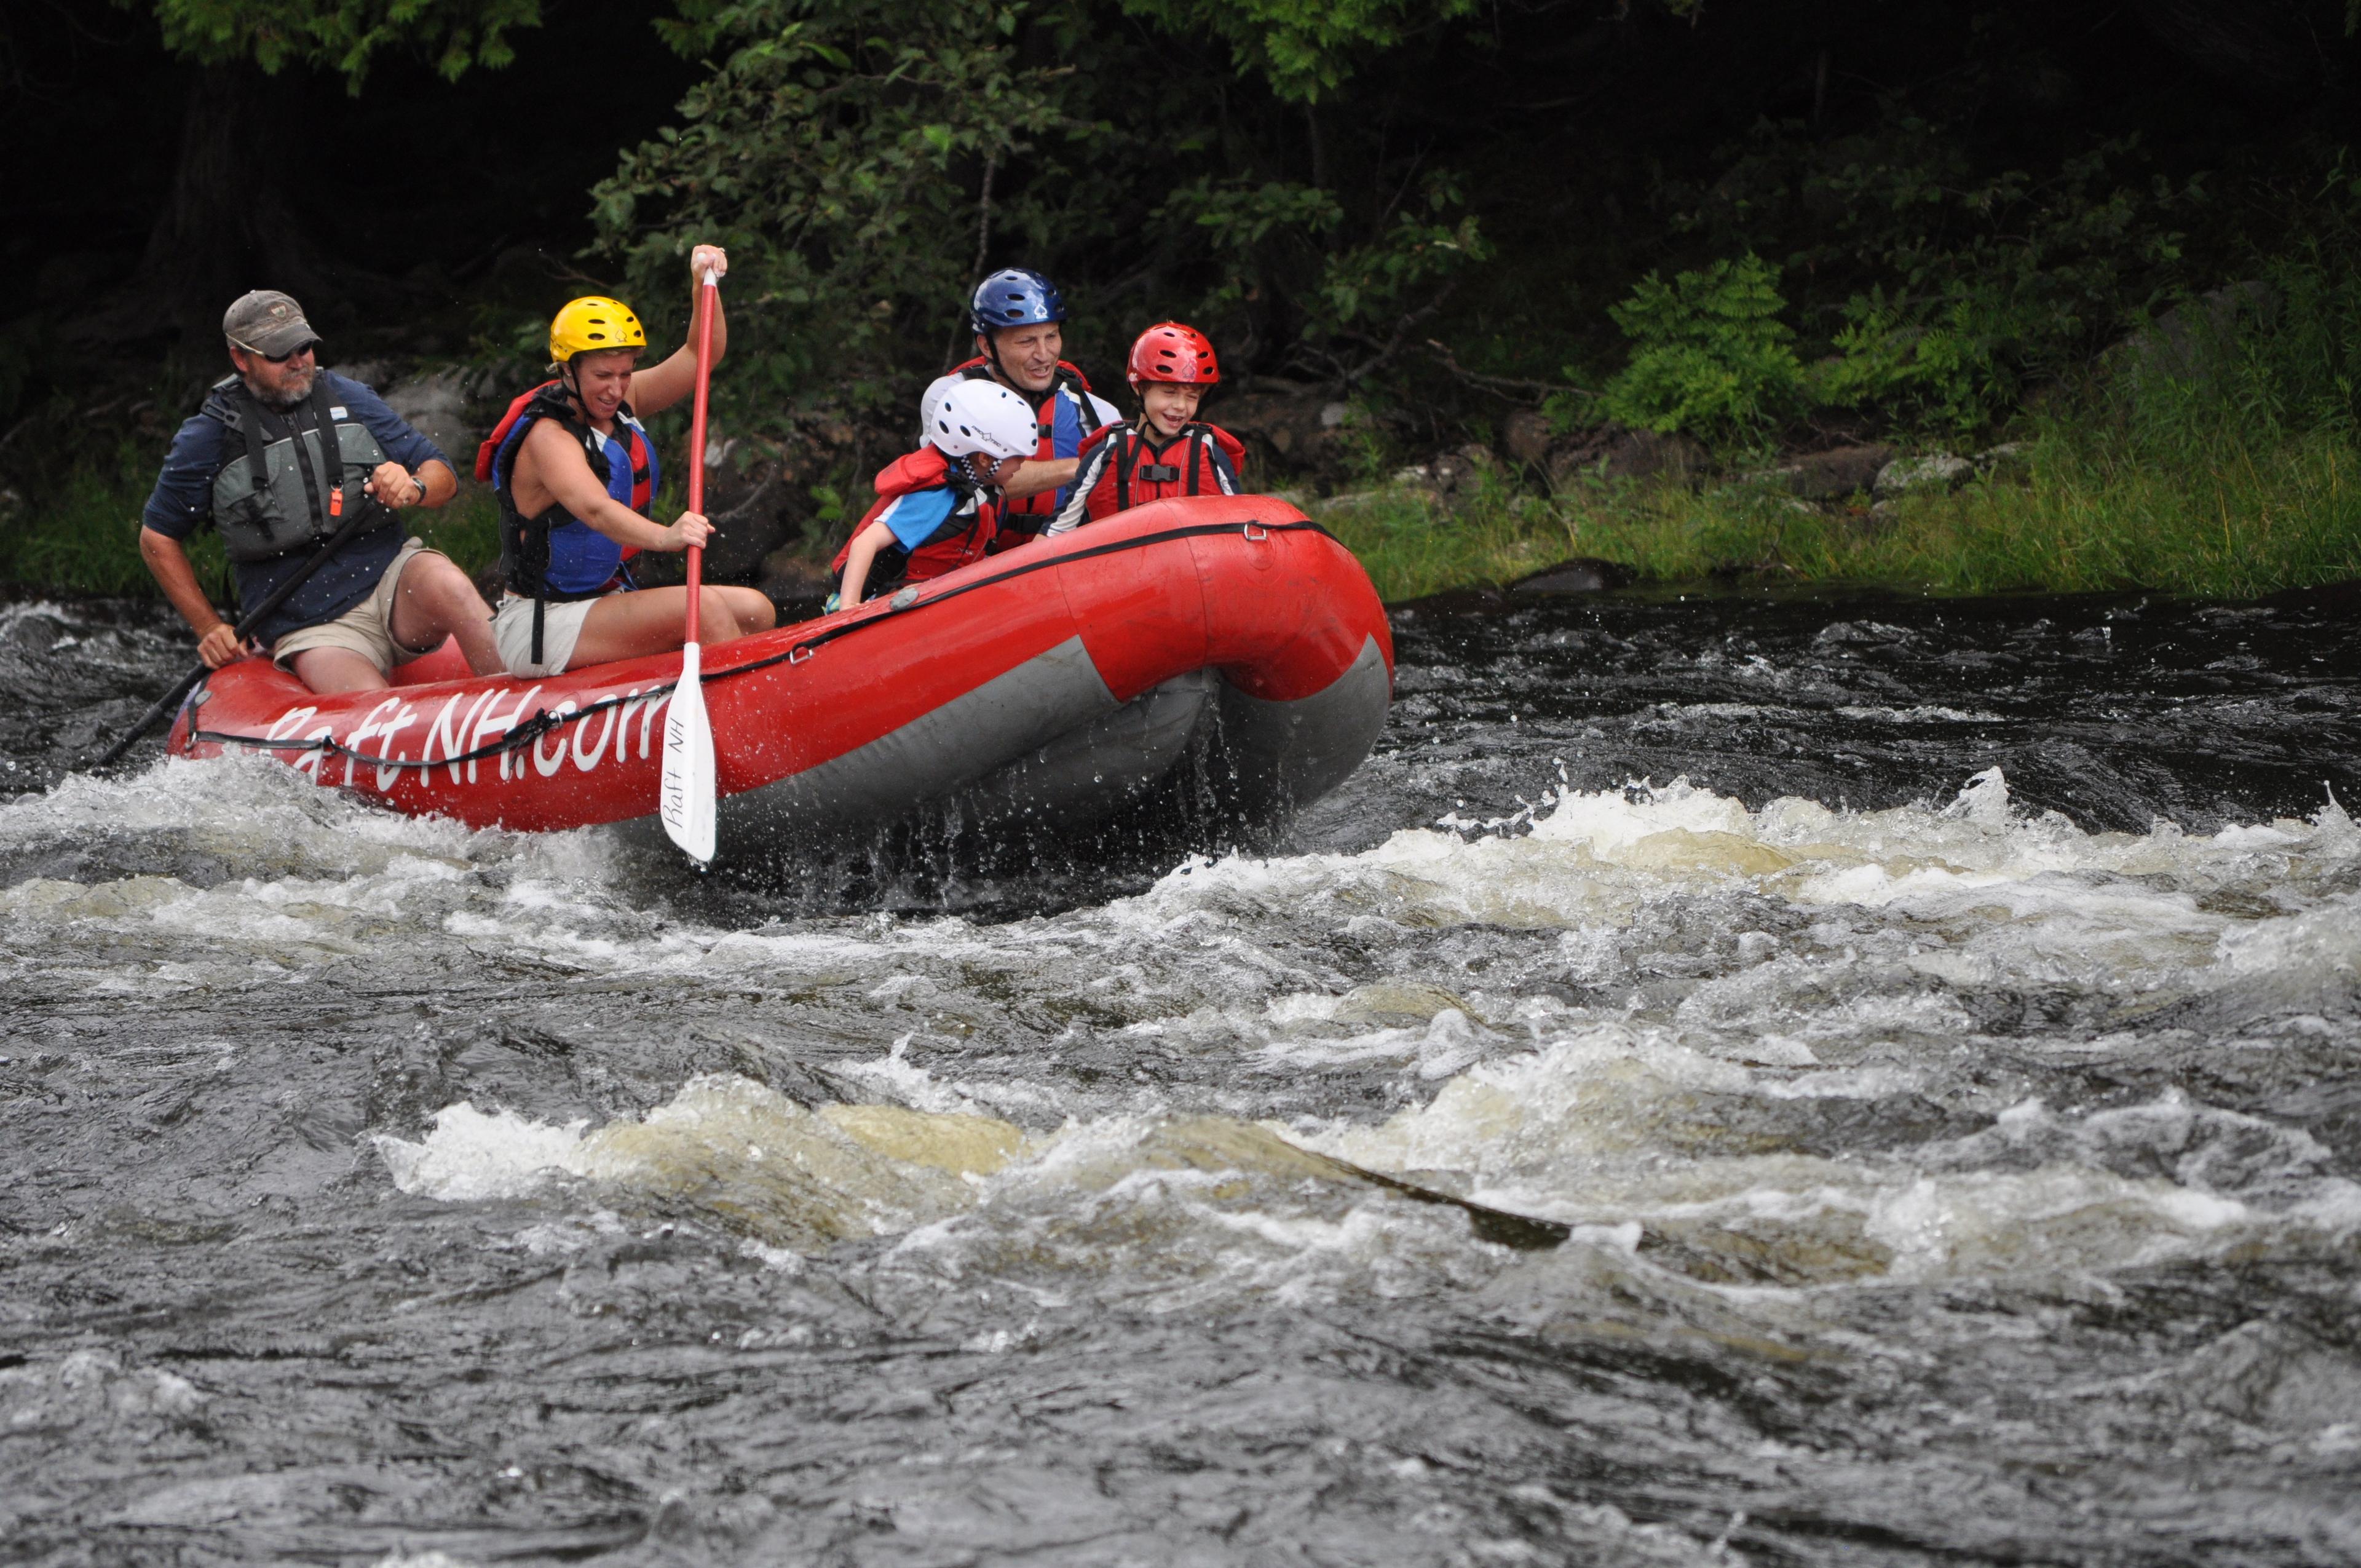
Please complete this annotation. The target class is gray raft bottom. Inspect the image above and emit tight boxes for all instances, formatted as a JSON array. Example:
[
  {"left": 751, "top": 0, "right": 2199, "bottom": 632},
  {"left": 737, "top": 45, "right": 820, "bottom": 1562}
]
[{"left": 616, "top": 633, "right": 1391, "bottom": 858}]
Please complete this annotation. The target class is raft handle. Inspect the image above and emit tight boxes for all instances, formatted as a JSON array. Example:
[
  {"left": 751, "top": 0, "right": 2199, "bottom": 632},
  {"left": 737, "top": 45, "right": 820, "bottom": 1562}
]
[
  {"left": 1243, "top": 523, "right": 1270, "bottom": 541},
  {"left": 788, "top": 644, "right": 815, "bottom": 665}
]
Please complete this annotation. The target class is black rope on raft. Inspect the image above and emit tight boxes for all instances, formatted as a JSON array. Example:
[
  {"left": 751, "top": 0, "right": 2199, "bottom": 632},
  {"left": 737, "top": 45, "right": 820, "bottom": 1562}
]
[
  {"left": 186, "top": 671, "right": 695, "bottom": 769},
  {"left": 183, "top": 518, "right": 1334, "bottom": 770},
  {"left": 192, "top": 702, "right": 583, "bottom": 770}
]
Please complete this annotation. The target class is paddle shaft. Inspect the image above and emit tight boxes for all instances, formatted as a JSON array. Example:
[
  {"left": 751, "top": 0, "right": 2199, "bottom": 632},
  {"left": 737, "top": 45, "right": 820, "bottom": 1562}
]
[
  {"left": 95, "top": 504, "right": 382, "bottom": 769},
  {"left": 684, "top": 269, "right": 719, "bottom": 644},
  {"left": 655, "top": 265, "right": 724, "bottom": 866}
]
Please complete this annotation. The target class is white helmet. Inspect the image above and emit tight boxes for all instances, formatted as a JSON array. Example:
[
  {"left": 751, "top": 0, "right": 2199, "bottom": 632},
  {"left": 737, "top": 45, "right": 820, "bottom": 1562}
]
[{"left": 926, "top": 379, "right": 1037, "bottom": 461}]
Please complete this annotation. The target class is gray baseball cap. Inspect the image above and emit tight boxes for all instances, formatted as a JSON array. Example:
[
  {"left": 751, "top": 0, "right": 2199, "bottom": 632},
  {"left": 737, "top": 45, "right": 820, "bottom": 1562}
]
[{"left": 222, "top": 290, "right": 320, "bottom": 357}]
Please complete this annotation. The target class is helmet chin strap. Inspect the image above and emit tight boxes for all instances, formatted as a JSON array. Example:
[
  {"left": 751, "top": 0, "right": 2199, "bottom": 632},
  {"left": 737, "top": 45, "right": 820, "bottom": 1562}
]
[{"left": 559, "top": 360, "right": 611, "bottom": 424}]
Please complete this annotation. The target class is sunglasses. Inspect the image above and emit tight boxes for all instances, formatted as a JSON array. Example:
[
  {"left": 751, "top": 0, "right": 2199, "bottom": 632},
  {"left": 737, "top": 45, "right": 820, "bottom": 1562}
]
[{"left": 233, "top": 339, "right": 317, "bottom": 365}]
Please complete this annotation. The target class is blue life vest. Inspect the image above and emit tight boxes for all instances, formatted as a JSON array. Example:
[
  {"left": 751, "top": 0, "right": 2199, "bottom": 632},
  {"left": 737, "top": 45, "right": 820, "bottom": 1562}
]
[{"left": 484, "top": 382, "right": 662, "bottom": 599}]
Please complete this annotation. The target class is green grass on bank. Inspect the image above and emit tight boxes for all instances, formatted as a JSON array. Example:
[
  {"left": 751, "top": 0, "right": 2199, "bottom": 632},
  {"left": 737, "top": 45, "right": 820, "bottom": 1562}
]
[
  {"left": 1323, "top": 411, "right": 2361, "bottom": 603},
  {"left": 0, "top": 462, "right": 502, "bottom": 605},
  {"left": 0, "top": 441, "right": 207, "bottom": 597},
  {"left": 1324, "top": 256, "right": 2361, "bottom": 601},
  {"left": 9, "top": 400, "right": 2361, "bottom": 608}
]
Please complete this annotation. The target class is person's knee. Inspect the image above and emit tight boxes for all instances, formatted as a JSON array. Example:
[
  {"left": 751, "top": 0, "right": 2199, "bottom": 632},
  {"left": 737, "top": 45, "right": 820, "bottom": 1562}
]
[
  {"left": 729, "top": 588, "right": 776, "bottom": 631},
  {"left": 414, "top": 557, "right": 489, "bottom": 614},
  {"left": 697, "top": 586, "right": 739, "bottom": 638},
  {"left": 399, "top": 560, "right": 485, "bottom": 630}
]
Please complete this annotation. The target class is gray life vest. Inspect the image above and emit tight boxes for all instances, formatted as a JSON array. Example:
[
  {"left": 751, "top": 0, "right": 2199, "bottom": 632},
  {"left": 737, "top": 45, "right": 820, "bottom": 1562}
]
[{"left": 202, "top": 374, "right": 397, "bottom": 564}]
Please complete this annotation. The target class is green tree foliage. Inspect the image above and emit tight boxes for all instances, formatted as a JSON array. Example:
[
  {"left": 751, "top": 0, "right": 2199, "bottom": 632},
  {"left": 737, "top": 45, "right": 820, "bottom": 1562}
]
[
  {"left": 1663, "top": 108, "right": 2198, "bottom": 440},
  {"left": 595, "top": 1, "right": 2226, "bottom": 458},
  {"left": 1596, "top": 255, "right": 1803, "bottom": 448},
  {"left": 1792, "top": 130, "right": 2195, "bottom": 434},
  {"left": 596, "top": 0, "right": 1101, "bottom": 424},
  {"left": 1109, "top": 0, "right": 1477, "bottom": 102},
  {"left": 1572, "top": 103, "right": 2205, "bottom": 449},
  {"left": 594, "top": 0, "right": 1488, "bottom": 432},
  {"left": 133, "top": 0, "right": 544, "bottom": 85}
]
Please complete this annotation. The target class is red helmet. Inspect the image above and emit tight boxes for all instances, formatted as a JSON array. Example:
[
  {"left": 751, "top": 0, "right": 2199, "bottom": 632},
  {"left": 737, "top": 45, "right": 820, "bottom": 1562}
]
[{"left": 1126, "top": 322, "right": 1220, "bottom": 387}]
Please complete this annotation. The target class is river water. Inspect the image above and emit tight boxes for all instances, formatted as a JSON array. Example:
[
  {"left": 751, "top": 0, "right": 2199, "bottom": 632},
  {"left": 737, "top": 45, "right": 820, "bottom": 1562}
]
[{"left": 4, "top": 584, "right": 2360, "bottom": 1566}]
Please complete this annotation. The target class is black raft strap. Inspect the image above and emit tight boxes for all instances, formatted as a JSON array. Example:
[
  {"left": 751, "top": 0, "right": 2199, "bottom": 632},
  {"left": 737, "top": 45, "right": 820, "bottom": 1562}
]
[
  {"left": 235, "top": 395, "right": 272, "bottom": 494},
  {"left": 280, "top": 396, "right": 330, "bottom": 537},
  {"left": 232, "top": 394, "right": 279, "bottom": 542}
]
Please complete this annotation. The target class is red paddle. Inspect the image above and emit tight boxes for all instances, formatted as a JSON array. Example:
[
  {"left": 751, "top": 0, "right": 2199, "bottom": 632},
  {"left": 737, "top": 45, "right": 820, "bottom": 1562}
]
[{"left": 659, "top": 266, "right": 721, "bottom": 864}]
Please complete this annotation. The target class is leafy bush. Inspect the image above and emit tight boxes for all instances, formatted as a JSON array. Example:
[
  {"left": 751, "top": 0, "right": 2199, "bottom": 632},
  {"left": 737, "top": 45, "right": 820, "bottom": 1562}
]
[
  {"left": 1664, "top": 111, "right": 2197, "bottom": 441},
  {"left": 1595, "top": 253, "right": 1803, "bottom": 448}
]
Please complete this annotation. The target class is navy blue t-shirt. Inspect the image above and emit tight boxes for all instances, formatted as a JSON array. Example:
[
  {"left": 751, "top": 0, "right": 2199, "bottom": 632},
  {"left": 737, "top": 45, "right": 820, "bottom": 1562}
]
[{"left": 141, "top": 371, "right": 451, "bottom": 647}]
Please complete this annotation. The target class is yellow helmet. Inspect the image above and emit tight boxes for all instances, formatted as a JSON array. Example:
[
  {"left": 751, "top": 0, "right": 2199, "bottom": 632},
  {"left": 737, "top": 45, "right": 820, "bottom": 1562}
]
[{"left": 548, "top": 296, "right": 647, "bottom": 363}]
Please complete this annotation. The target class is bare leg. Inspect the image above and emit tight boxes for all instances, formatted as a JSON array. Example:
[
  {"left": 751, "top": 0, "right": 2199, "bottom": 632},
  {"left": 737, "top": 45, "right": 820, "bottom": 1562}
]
[
  {"left": 386, "top": 554, "right": 501, "bottom": 675},
  {"left": 566, "top": 586, "right": 778, "bottom": 668},
  {"left": 288, "top": 646, "right": 391, "bottom": 694},
  {"left": 717, "top": 586, "right": 777, "bottom": 639},
  {"left": 568, "top": 587, "right": 702, "bottom": 667}
]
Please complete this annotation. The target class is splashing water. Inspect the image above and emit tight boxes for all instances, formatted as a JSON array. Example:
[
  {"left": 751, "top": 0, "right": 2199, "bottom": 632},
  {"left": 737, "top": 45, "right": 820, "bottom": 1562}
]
[{"left": 6, "top": 587, "right": 2361, "bottom": 1565}]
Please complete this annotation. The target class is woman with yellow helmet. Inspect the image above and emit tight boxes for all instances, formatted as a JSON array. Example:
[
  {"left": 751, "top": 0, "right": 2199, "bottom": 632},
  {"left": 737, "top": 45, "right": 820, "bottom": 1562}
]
[{"left": 481, "top": 244, "right": 775, "bottom": 675}]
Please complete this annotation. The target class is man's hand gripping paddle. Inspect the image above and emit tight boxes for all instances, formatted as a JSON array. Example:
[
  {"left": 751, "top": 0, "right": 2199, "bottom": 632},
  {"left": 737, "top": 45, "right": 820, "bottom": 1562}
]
[
  {"left": 659, "top": 267, "right": 721, "bottom": 866},
  {"left": 93, "top": 501, "right": 381, "bottom": 770}
]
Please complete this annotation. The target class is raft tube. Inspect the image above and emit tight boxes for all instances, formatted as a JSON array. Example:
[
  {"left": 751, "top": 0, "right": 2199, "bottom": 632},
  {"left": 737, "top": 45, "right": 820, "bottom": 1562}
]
[{"left": 165, "top": 497, "right": 1394, "bottom": 856}]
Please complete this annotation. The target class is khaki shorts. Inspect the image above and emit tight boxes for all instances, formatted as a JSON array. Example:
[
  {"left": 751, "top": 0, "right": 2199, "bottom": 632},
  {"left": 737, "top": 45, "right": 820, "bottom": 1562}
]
[
  {"left": 492, "top": 592, "right": 612, "bottom": 678},
  {"left": 272, "top": 538, "right": 451, "bottom": 675}
]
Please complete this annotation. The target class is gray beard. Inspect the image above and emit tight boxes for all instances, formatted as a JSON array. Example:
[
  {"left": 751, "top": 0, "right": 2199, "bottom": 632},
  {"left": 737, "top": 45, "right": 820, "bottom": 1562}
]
[{"left": 243, "top": 367, "right": 317, "bottom": 409}]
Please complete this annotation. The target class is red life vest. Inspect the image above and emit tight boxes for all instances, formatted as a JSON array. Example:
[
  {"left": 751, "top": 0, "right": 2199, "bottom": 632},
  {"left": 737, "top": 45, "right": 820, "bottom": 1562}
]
[
  {"left": 949, "top": 357, "right": 1106, "bottom": 533},
  {"left": 1074, "top": 421, "right": 1247, "bottom": 524},
  {"left": 828, "top": 447, "right": 1000, "bottom": 596}
]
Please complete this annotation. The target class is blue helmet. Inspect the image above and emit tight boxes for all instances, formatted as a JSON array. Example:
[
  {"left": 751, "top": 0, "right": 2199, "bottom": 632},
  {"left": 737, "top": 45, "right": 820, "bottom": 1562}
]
[{"left": 970, "top": 267, "right": 1066, "bottom": 335}]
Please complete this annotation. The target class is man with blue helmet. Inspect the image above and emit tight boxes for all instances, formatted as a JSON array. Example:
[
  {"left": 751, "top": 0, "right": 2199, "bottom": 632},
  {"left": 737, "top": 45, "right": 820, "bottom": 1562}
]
[{"left": 925, "top": 267, "right": 1121, "bottom": 547}]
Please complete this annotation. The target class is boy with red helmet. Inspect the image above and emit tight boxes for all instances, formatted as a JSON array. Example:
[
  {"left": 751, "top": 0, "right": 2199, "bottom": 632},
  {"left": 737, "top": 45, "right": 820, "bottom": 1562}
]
[{"left": 1045, "top": 323, "right": 1246, "bottom": 536}]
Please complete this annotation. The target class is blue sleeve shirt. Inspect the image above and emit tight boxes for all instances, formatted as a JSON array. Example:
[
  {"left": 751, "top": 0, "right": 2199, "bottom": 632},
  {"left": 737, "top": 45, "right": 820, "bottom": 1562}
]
[
  {"left": 141, "top": 371, "right": 449, "bottom": 540},
  {"left": 139, "top": 371, "right": 454, "bottom": 648},
  {"left": 874, "top": 487, "right": 963, "bottom": 550}
]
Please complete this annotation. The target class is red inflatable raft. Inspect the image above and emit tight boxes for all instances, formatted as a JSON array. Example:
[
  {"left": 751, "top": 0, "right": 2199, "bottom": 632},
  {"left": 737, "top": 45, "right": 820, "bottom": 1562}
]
[{"left": 165, "top": 497, "right": 1394, "bottom": 857}]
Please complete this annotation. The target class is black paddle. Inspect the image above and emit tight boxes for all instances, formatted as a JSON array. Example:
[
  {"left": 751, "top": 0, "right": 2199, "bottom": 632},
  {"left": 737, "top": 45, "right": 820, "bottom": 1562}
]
[{"left": 95, "top": 507, "right": 382, "bottom": 769}]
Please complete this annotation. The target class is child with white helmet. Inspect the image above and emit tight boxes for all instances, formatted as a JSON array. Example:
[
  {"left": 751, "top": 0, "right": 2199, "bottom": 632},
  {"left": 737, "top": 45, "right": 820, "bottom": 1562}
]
[{"left": 829, "top": 379, "right": 1038, "bottom": 609}]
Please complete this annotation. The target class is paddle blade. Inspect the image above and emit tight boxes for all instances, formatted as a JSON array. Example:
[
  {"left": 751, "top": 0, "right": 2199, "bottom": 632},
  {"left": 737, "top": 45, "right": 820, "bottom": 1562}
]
[{"left": 659, "top": 641, "right": 717, "bottom": 866}]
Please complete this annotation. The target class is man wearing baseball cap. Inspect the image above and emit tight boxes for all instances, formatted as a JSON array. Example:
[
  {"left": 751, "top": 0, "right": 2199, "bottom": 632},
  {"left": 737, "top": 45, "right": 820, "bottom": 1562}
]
[{"left": 137, "top": 289, "right": 501, "bottom": 693}]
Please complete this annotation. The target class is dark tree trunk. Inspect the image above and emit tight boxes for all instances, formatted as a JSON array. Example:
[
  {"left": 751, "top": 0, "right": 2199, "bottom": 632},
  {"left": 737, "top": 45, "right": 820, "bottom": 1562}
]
[{"left": 81, "top": 62, "right": 342, "bottom": 347}]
